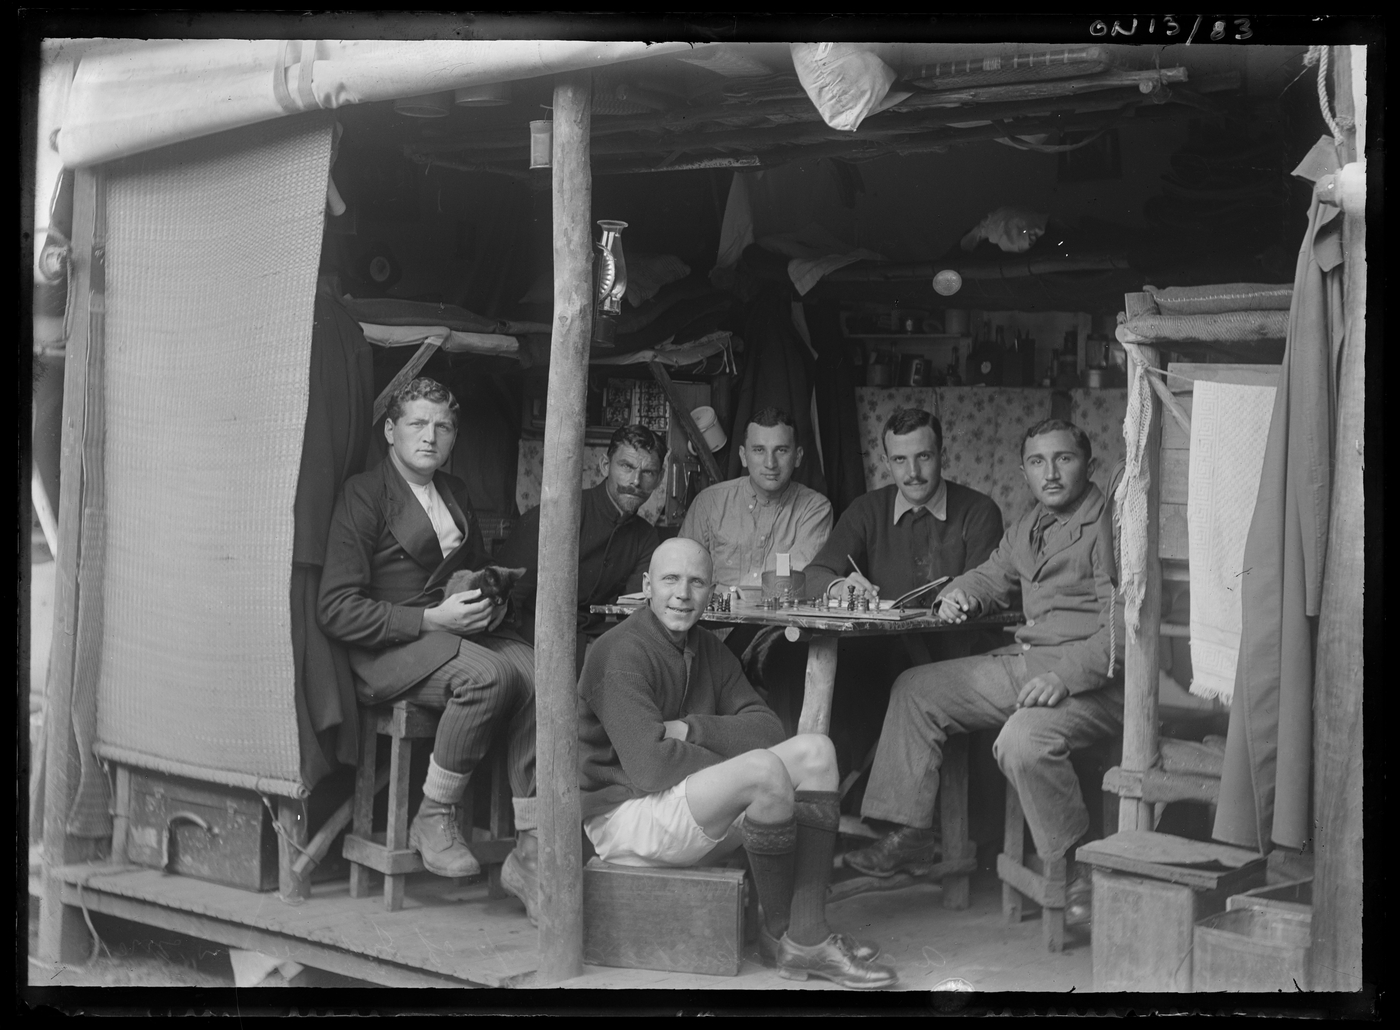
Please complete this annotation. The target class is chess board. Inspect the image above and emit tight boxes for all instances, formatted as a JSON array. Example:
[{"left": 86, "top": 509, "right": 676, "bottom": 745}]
[{"left": 743, "top": 603, "right": 928, "bottom": 622}]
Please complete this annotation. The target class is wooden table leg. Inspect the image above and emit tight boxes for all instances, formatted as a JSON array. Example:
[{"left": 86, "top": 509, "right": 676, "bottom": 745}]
[{"left": 796, "top": 635, "right": 839, "bottom": 736}]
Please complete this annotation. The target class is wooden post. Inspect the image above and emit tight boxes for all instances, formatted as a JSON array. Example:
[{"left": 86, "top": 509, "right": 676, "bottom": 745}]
[
  {"left": 38, "top": 167, "right": 105, "bottom": 962},
  {"left": 1118, "top": 334, "right": 1162, "bottom": 834},
  {"left": 1309, "top": 44, "right": 1365, "bottom": 994},
  {"left": 278, "top": 798, "right": 311, "bottom": 902},
  {"left": 533, "top": 71, "right": 592, "bottom": 985}
]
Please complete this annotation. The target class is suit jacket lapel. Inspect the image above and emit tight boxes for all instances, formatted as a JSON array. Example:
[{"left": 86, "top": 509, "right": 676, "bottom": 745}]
[
  {"left": 382, "top": 459, "right": 447, "bottom": 573},
  {"left": 423, "top": 471, "right": 476, "bottom": 592},
  {"left": 1030, "top": 485, "right": 1101, "bottom": 579}
]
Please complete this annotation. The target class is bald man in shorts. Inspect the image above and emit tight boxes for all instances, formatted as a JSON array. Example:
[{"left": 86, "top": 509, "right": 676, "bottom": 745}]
[{"left": 574, "top": 538, "right": 897, "bottom": 990}]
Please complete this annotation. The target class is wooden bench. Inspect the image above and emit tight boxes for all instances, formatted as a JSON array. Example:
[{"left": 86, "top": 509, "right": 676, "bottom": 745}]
[{"left": 341, "top": 700, "right": 514, "bottom": 911}]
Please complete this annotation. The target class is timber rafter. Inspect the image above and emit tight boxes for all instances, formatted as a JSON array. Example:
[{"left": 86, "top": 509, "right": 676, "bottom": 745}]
[{"left": 402, "top": 66, "right": 1239, "bottom": 178}]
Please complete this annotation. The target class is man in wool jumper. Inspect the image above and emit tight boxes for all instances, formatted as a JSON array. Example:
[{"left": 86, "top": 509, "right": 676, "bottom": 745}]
[
  {"left": 843, "top": 420, "right": 1125, "bottom": 928},
  {"left": 576, "top": 538, "right": 898, "bottom": 989},
  {"left": 498, "top": 423, "right": 664, "bottom": 656},
  {"left": 801, "top": 408, "right": 1004, "bottom": 771}
]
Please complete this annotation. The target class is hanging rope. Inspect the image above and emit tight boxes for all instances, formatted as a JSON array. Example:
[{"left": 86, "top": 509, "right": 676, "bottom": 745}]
[{"left": 1305, "top": 45, "right": 1353, "bottom": 142}]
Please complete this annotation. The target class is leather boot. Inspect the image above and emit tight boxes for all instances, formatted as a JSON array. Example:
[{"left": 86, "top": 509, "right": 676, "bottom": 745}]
[
  {"left": 408, "top": 798, "right": 481, "bottom": 878},
  {"left": 500, "top": 829, "right": 540, "bottom": 926}
]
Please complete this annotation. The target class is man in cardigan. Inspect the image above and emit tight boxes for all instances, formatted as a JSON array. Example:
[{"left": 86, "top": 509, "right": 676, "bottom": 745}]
[
  {"left": 577, "top": 538, "right": 898, "bottom": 989},
  {"left": 318, "top": 377, "right": 540, "bottom": 923},
  {"left": 843, "top": 419, "right": 1125, "bottom": 927},
  {"left": 497, "top": 423, "right": 664, "bottom": 657},
  {"left": 802, "top": 408, "right": 1004, "bottom": 770}
]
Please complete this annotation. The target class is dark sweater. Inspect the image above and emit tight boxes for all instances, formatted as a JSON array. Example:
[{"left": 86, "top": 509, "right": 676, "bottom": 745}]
[
  {"left": 496, "top": 482, "right": 660, "bottom": 644},
  {"left": 577, "top": 606, "right": 785, "bottom": 821},
  {"left": 806, "top": 481, "right": 1004, "bottom": 602}
]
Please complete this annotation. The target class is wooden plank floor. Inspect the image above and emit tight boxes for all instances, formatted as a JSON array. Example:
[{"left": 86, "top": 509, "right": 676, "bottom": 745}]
[
  {"left": 55, "top": 862, "right": 538, "bottom": 987},
  {"left": 52, "top": 863, "right": 1092, "bottom": 991}
]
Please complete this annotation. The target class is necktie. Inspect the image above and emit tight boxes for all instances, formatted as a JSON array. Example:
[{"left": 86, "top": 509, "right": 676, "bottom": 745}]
[{"left": 1032, "top": 510, "right": 1057, "bottom": 557}]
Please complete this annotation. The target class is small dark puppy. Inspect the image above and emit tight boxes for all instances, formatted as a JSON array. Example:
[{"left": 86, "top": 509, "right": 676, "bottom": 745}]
[{"left": 443, "top": 565, "right": 527, "bottom": 606}]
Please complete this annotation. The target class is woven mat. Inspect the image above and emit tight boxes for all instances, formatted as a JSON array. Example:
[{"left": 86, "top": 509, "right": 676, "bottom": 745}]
[
  {"left": 94, "top": 113, "right": 333, "bottom": 796},
  {"left": 1187, "top": 380, "right": 1276, "bottom": 704},
  {"left": 1120, "top": 310, "right": 1289, "bottom": 345}
]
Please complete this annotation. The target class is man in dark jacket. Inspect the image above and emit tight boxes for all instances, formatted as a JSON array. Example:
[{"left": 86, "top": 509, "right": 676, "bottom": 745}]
[
  {"left": 497, "top": 424, "right": 663, "bottom": 655},
  {"left": 576, "top": 538, "right": 897, "bottom": 990},
  {"left": 318, "top": 377, "right": 539, "bottom": 922}
]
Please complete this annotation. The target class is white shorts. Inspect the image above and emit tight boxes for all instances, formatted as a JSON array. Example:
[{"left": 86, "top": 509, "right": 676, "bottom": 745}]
[{"left": 584, "top": 778, "right": 746, "bottom": 868}]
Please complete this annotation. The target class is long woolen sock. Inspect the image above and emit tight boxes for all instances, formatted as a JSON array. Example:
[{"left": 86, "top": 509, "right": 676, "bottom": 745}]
[
  {"left": 740, "top": 815, "right": 797, "bottom": 937},
  {"left": 787, "top": 790, "right": 840, "bottom": 946}
]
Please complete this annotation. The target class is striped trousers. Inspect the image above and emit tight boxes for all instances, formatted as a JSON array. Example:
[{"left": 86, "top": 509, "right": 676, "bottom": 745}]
[{"left": 401, "top": 634, "right": 536, "bottom": 798}]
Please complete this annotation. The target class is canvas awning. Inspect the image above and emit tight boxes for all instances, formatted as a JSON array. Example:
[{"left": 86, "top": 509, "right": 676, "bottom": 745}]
[{"left": 54, "top": 39, "right": 702, "bottom": 168}]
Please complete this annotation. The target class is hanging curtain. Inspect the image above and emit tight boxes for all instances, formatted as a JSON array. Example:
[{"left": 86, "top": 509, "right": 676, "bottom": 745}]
[
  {"left": 725, "top": 282, "right": 828, "bottom": 497},
  {"left": 1213, "top": 136, "right": 1344, "bottom": 852},
  {"left": 804, "top": 297, "right": 866, "bottom": 517},
  {"left": 290, "top": 286, "right": 376, "bottom": 788}
]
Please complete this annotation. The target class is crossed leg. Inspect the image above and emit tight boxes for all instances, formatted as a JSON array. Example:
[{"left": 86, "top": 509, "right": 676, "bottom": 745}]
[{"left": 682, "top": 734, "right": 837, "bottom": 840}]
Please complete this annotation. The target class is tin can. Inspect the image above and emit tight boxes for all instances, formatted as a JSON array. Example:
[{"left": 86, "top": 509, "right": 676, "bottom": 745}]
[{"left": 1086, "top": 368, "right": 1104, "bottom": 389}]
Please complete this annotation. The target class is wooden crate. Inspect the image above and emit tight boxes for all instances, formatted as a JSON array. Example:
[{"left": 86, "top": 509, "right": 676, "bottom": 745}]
[
  {"left": 1077, "top": 831, "right": 1267, "bottom": 992},
  {"left": 1193, "top": 906, "right": 1311, "bottom": 992},
  {"left": 124, "top": 768, "right": 279, "bottom": 892},
  {"left": 582, "top": 861, "right": 747, "bottom": 976}
]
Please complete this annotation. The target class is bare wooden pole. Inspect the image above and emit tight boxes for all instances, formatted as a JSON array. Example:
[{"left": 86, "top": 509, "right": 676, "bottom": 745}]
[
  {"left": 1309, "top": 44, "right": 1365, "bottom": 994},
  {"left": 38, "top": 166, "right": 105, "bottom": 962},
  {"left": 1118, "top": 329, "right": 1162, "bottom": 834},
  {"left": 533, "top": 70, "right": 592, "bottom": 985}
]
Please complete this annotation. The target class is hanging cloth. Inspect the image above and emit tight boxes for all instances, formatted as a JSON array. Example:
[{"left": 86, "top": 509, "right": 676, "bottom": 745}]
[
  {"left": 726, "top": 283, "right": 828, "bottom": 498},
  {"left": 1213, "top": 136, "right": 1344, "bottom": 852}
]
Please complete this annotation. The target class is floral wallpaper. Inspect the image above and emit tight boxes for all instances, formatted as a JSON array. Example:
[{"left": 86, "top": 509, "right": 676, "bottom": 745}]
[
  {"left": 1068, "top": 388, "right": 1129, "bottom": 500},
  {"left": 936, "top": 388, "right": 1055, "bottom": 524},
  {"left": 515, "top": 440, "right": 665, "bottom": 525},
  {"left": 853, "top": 386, "right": 1128, "bottom": 526}
]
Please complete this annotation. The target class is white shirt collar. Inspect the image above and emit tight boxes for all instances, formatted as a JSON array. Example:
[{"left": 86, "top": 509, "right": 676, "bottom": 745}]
[{"left": 892, "top": 478, "right": 948, "bottom": 524}]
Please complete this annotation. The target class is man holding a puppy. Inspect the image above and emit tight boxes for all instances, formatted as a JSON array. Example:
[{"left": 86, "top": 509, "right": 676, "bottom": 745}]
[{"left": 318, "top": 377, "right": 540, "bottom": 922}]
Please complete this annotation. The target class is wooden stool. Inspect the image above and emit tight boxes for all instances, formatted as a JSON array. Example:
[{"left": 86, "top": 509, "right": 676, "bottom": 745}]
[
  {"left": 998, "top": 742, "right": 1122, "bottom": 952},
  {"left": 342, "top": 700, "right": 515, "bottom": 912},
  {"left": 998, "top": 784, "right": 1071, "bottom": 951},
  {"left": 830, "top": 734, "right": 977, "bottom": 906}
]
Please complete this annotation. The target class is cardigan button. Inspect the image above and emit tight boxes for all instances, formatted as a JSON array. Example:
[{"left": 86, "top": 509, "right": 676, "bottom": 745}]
[
  {"left": 1022, "top": 643, "right": 1032, "bottom": 651},
  {"left": 1025, "top": 619, "right": 1035, "bottom": 627}
]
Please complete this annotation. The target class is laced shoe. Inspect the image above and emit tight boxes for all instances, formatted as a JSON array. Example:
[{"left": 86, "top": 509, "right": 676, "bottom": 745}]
[
  {"left": 843, "top": 826, "right": 942, "bottom": 878},
  {"left": 408, "top": 798, "right": 481, "bottom": 878},
  {"left": 500, "top": 846, "right": 540, "bottom": 927},
  {"left": 775, "top": 932, "right": 899, "bottom": 989},
  {"left": 757, "top": 921, "right": 881, "bottom": 965}
]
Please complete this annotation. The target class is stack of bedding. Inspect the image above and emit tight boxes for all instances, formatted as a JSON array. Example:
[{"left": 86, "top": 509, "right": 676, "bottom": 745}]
[{"left": 1116, "top": 282, "right": 1292, "bottom": 347}]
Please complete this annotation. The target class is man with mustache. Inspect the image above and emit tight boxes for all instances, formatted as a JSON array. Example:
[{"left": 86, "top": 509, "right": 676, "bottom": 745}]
[
  {"left": 577, "top": 538, "right": 898, "bottom": 989},
  {"left": 497, "top": 424, "right": 664, "bottom": 657},
  {"left": 803, "top": 408, "right": 1004, "bottom": 772}
]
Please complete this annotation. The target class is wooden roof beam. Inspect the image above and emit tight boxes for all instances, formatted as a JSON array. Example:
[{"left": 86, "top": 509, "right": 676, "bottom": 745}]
[{"left": 404, "top": 67, "right": 1197, "bottom": 157}]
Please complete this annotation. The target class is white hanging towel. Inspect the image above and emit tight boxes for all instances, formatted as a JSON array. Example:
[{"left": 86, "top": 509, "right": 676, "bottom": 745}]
[{"left": 1187, "top": 380, "right": 1276, "bottom": 703}]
